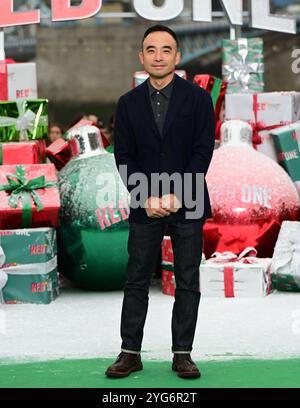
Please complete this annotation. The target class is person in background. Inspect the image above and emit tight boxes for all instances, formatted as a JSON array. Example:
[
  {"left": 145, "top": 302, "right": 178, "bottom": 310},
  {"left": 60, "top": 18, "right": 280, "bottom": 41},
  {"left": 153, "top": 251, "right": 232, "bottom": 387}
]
[
  {"left": 48, "top": 124, "right": 65, "bottom": 145},
  {"left": 106, "top": 114, "right": 115, "bottom": 145}
]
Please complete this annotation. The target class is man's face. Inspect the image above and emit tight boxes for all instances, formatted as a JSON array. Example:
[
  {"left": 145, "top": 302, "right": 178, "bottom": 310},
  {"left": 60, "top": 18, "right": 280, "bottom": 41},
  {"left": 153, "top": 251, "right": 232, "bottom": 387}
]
[{"left": 139, "top": 31, "right": 181, "bottom": 79}]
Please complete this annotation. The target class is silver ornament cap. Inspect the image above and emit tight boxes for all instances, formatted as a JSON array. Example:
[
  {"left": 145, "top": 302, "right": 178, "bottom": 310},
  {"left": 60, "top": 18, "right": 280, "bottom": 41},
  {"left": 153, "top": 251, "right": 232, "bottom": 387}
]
[
  {"left": 69, "top": 125, "right": 106, "bottom": 158},
  {"left": 221, "top": 120, "right": 253, "bottom": 147}
]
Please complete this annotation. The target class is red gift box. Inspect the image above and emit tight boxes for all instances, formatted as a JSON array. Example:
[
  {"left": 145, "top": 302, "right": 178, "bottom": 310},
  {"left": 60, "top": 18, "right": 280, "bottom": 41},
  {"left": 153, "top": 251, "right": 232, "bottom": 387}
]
[
  {"left": 46, "top": 138, "right": 72, "bottom": 171},
  {"left": 0, "top": 140, "right": 46, "bottom": 165},
  {"left": 161, "top": 236, "right": 173, "bottom": 263},
  {"left": 162, "top": 268, "right": 175, "bottom": 296},
  {"left": 0, "top": 164, "right": 60, "bottom": 229},
  {"left": 193, "top": 74, "right": 227, "bottom": 122}
]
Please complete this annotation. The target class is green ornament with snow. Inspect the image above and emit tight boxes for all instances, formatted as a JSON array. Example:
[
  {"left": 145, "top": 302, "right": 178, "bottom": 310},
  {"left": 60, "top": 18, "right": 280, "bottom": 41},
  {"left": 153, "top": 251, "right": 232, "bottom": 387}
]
[{"left": 57, "top": 126, "right": 130, "bottom": 291}]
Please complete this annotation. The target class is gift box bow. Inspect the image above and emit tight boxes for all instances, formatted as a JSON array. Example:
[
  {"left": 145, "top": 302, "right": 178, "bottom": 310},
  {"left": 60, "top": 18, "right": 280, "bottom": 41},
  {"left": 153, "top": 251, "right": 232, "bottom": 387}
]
[
  {"left": 223, "top": 39, "right": 264, "bottom": 90},
  {"left": 207, "top": 246, "right": 258, "bottom": 264},
  {"left": 0, "top": 165, "right": 57, "bottom": 228},
  {"left": 0, "top": 101, "right": 48, "bottom": 141}
]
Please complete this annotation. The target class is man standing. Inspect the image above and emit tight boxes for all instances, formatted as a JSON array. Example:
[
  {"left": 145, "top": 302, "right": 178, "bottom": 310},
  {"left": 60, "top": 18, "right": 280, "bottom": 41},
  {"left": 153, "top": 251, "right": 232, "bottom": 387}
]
[{"left": 106, "top": 25, "right": 215, "bottom": 379}]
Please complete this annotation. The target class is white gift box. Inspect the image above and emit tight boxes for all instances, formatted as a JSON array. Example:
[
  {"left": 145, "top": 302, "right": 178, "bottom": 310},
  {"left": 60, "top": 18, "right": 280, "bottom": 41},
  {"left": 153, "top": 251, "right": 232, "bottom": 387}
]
[
  {"left": 225, "top": 92, "right": 300, "bottom": 127},
  {"left": 256, "top": 129, "right": 278, "bottom": 162},
  {"left": 271, "top": 221, "right": 300, "bottom": 292},
  {"left": 200, "top": 257, "right": 272, "bottom": 298},
  {"left": 0, "top": 62, "right": 38, "bottom": 101},
  {"left": 6, "top": 62, "right": 38, "bottom": 101}
]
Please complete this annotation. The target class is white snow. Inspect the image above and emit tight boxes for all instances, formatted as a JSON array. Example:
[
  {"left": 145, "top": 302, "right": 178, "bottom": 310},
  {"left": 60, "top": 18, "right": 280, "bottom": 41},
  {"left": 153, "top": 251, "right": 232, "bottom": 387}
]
[{"left": 1, "top": 282, "right": 300, "bottom": 363}]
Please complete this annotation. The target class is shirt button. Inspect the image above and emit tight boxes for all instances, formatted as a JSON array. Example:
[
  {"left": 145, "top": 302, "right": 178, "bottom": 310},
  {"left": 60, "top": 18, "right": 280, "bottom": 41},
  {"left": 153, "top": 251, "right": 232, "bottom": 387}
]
[
  {"left": 156, "top": 92, "right": 160, "bottom": 95},
  {"left": 157, "top": 102, "right": 160, "bottom": 106}
]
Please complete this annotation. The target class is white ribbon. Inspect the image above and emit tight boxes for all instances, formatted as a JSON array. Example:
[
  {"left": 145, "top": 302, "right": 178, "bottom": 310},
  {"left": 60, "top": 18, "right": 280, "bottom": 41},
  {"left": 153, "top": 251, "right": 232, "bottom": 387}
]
[
  {"left": 0, "top": 101, "right": 48, "bottom": 141},
  {"left": 0, "top": 246, "right": 8, "bottom": 302},
  {"left": 0, "top": 243, "right": 57, "bottom": 303}
]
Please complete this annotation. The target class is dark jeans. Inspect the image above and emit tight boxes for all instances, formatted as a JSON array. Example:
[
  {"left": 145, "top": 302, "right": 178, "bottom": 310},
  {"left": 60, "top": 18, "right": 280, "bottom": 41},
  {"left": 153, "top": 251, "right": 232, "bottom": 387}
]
[{"left": 120, "top": 214, "right": 204, "bottom": 354}]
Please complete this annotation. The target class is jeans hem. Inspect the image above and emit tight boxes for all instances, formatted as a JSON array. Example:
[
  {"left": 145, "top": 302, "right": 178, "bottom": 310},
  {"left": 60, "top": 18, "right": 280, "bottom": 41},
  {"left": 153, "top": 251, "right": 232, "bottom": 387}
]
[{"left": 121, "top": 348, "right": 141, "bottom": 355}]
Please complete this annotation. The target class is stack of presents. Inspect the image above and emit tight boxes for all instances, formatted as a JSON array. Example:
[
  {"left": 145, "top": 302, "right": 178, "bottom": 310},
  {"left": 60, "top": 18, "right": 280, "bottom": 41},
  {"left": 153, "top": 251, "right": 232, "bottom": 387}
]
[
  {"left": 0, "top": 32, "right": 61, "bottom": 304},
  {"left": 160, "top": 37, "right": 300, "bottom": 298},
  {"left": 0, "top": 33, "right": 113, "bottom": 305},
  {"left": 1, "top": 30, "right": 300, "bottom": 303}
]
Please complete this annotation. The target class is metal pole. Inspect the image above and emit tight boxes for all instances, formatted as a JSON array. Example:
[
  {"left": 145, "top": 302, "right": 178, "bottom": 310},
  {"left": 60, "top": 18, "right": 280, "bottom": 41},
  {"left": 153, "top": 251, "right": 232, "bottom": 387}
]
[
  {"left": 229, "top": 25, "right": 242, "bottom": 40},
  {"left": 0, "top": 29, "right": 5, "bottom": 61}
]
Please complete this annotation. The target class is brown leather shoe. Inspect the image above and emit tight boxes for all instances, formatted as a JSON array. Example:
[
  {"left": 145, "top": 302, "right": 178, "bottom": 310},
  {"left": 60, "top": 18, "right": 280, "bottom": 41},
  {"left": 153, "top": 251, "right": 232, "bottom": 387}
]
[
  {"left": 105, "top": 352, "right": 143, "bottom": 378},
  {"left": 172, "top": 353, "right": 201, "bottom": 378}
]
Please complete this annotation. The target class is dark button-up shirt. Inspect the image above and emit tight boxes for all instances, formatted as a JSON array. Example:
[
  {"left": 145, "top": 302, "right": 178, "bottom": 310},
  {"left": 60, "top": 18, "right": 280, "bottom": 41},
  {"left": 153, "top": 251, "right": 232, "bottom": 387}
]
[{"left": 147, "top": 76, "right": 175, "bottom": 136}]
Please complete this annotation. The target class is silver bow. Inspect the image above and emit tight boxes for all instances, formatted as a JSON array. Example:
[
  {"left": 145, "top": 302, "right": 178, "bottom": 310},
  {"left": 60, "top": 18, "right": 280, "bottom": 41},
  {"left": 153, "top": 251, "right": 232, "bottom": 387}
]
[
  {"left": 223, "top": 39, "right": 264, "bottom": 91},
  {"left": 0, "top": 101, "right": 48, "bottom": 141}
]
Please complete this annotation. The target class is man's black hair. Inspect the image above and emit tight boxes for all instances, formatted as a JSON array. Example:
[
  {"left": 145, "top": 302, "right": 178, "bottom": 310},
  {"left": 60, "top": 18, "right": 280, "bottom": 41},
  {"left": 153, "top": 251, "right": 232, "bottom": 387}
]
[{"left": 141, "top": 25, "right": 179, "bottom": 49}]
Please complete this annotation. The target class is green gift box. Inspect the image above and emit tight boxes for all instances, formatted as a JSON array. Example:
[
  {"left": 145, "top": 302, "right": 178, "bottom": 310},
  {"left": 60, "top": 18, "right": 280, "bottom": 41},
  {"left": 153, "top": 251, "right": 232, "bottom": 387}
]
[
  {"left": 0, "top": 227, "right": 59, "bottom": 304},
  {"left": 270, "top": 122, "right": 300, "bottom": 196},
  {"left": 0, "top": 99, "right": 48, "bottom": 142},
  {"left": 222, "top": 38, "right": 264, "bottom": 93}
]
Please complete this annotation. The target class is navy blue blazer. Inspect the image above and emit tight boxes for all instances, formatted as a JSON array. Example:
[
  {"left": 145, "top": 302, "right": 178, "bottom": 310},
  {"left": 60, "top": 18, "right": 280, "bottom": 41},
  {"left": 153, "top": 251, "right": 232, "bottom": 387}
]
[{"left": 114, "top": 74, "right": 215, "bottom": 224}]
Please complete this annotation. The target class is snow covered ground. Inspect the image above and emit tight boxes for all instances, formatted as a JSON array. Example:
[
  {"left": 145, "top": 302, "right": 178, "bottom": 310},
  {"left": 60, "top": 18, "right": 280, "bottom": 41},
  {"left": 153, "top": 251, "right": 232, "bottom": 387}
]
[{"left": 1, "top": 282, "right": 300, "bottom": 363}]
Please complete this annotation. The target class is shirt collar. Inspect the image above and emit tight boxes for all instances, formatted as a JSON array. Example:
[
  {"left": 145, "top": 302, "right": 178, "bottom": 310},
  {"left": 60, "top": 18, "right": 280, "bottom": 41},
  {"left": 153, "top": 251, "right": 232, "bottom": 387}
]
[{"left": 147, "top": 75, "right": 175, "bottom": 99}]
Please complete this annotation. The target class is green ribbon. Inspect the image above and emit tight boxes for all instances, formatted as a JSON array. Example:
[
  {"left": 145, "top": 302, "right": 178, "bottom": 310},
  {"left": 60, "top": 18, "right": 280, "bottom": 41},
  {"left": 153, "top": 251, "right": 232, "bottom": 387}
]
[
  {"left": 210, "top": 78, "right": 222, "bottom": 110},
  {"left": 0, "top": 165, "right": 57, "bottom": 227}
]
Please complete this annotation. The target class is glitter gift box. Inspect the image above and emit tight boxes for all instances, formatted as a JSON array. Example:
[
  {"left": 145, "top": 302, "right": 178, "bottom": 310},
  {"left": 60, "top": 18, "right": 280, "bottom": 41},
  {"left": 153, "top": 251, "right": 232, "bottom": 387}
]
[{"left": 222, "top": 38, "right": 264, "bottom": 93}]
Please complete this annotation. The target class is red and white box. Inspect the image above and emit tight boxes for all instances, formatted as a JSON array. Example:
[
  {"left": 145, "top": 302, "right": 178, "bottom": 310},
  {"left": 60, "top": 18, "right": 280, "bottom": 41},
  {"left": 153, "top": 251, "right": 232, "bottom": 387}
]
[
  {"left": 225, "top": 92, "right": 300, "bottom": 160},
  {"left": 200, "top": 249, "right": 272, "bottom": 297},
  {"left": 0, "top": 60, "right": 37, "bottom": 101}
]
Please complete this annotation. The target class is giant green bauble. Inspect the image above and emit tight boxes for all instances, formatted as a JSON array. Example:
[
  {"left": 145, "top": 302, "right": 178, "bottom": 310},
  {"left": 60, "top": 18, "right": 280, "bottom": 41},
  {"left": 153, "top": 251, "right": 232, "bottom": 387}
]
[{"left": 57, "top": 126, "right": 130, "bottom": 290}]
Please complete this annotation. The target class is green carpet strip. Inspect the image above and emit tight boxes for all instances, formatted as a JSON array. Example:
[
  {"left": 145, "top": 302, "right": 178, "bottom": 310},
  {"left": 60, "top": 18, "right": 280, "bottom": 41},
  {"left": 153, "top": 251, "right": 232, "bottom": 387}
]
[{"left": 1, "top": 358, "right": 300, "bottom": 388}]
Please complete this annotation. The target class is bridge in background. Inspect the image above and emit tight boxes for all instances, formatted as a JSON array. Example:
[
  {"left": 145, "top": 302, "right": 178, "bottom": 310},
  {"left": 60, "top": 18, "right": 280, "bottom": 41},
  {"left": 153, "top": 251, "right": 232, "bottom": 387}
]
[{"left": 3, "top": 3, "right": 300, "bottom": 63}]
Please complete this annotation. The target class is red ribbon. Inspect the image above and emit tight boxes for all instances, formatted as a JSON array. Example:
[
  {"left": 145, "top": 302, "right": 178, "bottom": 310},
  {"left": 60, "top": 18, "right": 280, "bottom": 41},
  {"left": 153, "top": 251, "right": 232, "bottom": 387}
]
[
  {"left": 224, "top": 266, "right": 234, "bottom": 297},
  {"left": 0, "top": 58, "right": 16, "bottom": 101},
  {"left": 0, "top": 60, "right": 8, "bottom": 100},
  {"left": 251, "top": 94, "right": 290, "bottom": 148}
]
